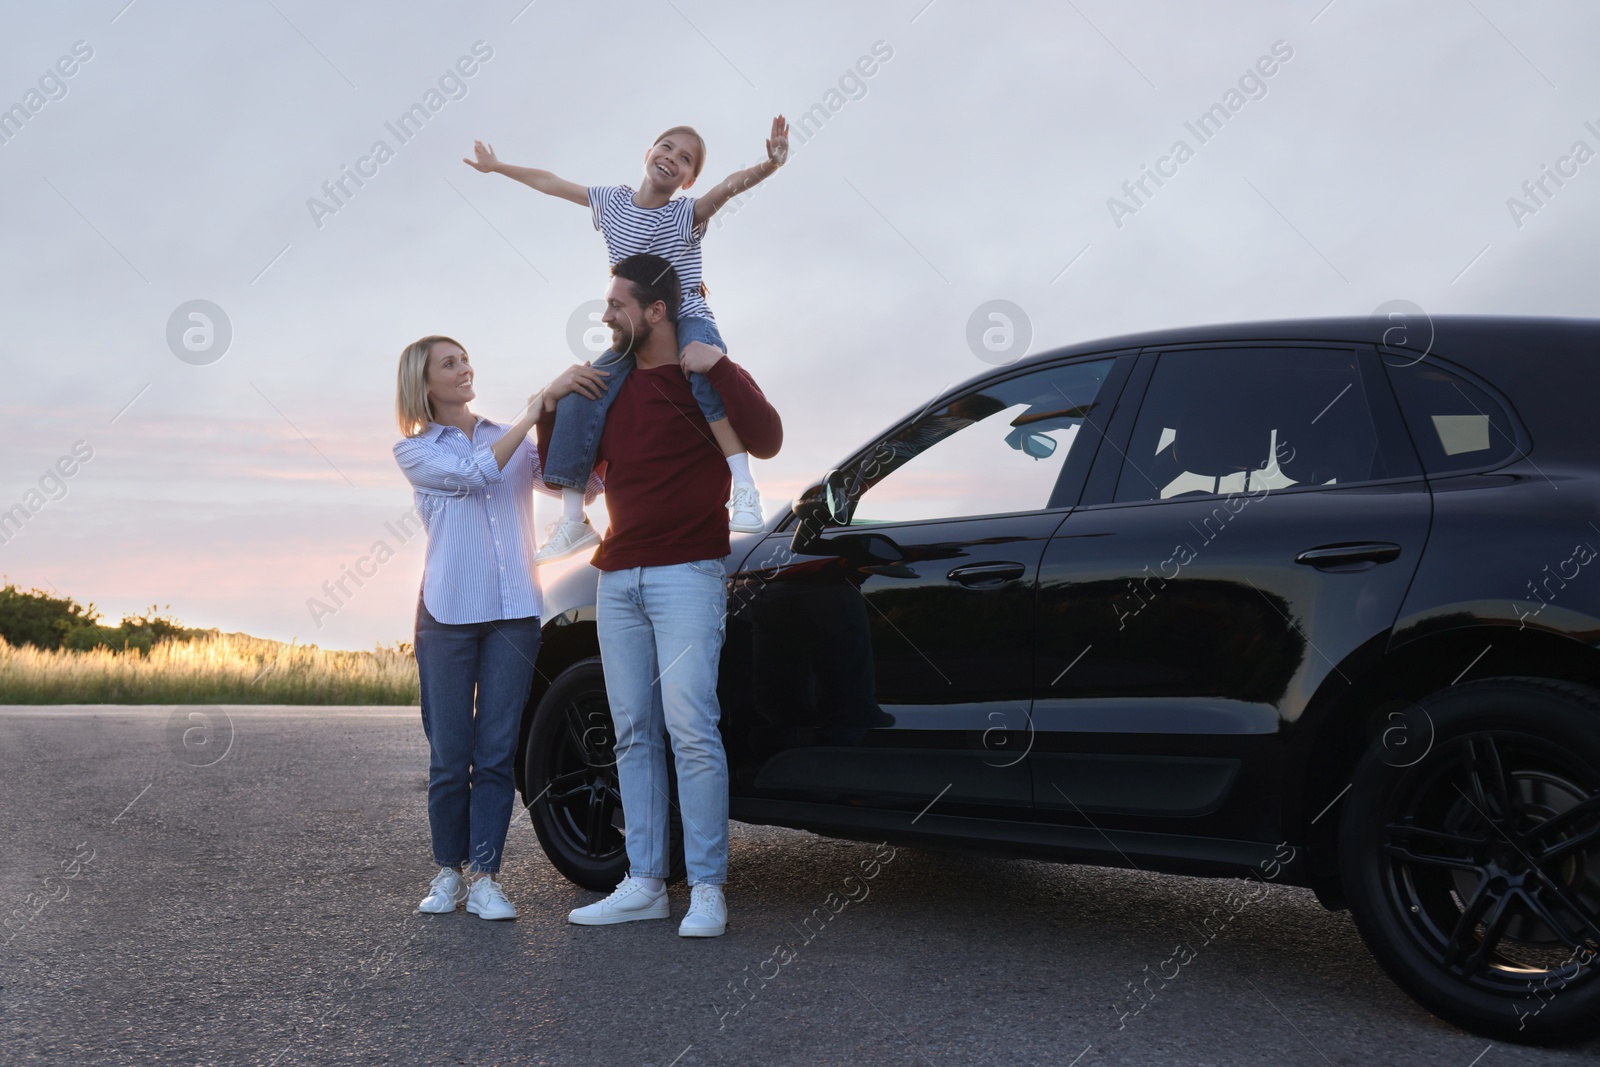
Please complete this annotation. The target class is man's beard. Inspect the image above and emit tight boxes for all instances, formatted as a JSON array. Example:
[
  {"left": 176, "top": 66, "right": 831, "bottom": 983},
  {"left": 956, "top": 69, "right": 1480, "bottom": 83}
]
[{"left": 612, "top": 320, "right": 652, "bottom": 356}]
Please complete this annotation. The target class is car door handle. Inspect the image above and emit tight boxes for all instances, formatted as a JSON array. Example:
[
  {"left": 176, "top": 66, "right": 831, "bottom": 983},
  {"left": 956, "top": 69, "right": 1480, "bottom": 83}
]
[
  {"left": 947, "top": 562, "right": 1027, "bottom": 586},
  {"left": 1294, "top": 542, "right": 1402, "bottom": 570}
]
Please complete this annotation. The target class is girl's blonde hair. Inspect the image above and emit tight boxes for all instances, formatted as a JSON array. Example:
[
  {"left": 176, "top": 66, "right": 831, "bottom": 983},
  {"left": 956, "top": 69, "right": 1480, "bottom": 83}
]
[
  {"left": 654, "top": 125, "right": 706, "bottom": 180},
  {"left": 396, "top": 335, "right": 463, "bottom": 437}
]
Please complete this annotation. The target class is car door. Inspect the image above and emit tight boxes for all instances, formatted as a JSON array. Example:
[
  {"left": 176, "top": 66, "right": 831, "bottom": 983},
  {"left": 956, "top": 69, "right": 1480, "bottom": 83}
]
[
  {"left": 721, "top": 354, "right": 1130, "bottom": 818},
  {"left": 1028, "top": 343, "right": 1430, "bottom": 839}
]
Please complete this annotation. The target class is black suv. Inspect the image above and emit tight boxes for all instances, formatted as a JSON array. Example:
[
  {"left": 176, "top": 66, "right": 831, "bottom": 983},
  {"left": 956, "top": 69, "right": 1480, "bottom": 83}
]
[{"left": 518, "top": 315, "right": 1600, "bottom": 1045}]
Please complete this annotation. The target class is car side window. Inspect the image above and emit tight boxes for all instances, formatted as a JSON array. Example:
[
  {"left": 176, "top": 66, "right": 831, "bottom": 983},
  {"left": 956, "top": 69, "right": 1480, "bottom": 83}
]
[
  {"left": 1114, "top": 347, "right": 1389, "bottom": 504},
  {"left": 1382, "top": 358, "right": 1520, "bottom": 475},
  {"left": 847, "top": 358, "right": 1114, "bottom": 525}
]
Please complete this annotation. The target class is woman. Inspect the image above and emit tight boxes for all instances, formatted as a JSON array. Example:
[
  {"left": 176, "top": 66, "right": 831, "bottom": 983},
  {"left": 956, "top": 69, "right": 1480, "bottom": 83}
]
[{"left": 393, "top": 334, "right": 599, "bottom": 919}]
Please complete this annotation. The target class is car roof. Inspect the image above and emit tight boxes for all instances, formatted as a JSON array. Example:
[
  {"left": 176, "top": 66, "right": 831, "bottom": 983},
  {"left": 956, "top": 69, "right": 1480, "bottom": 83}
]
[
  {"left": 960, "top": 314, "right": 1600, "bottom": 467},
  {"left": 1006, "top": 314, "right": 1600, "bottom": 372},
  {"left": 819, "top": 315, "right": 1600, "bottom": 495}
]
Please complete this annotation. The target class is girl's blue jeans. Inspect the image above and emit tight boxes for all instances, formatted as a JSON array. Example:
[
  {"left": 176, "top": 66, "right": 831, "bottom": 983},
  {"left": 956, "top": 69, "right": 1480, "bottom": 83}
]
[{"left": 543, "top": 315, "right": 727, "bottom": 490}]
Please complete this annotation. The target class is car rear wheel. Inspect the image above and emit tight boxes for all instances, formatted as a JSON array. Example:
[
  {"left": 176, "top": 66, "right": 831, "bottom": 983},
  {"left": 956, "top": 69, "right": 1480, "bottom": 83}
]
[
  {"left": 523, "top": 657, "right": 684, "bottom": 890},
  {"left": 1341, "top": 677, "right": 1600, "bottom": 1045}
]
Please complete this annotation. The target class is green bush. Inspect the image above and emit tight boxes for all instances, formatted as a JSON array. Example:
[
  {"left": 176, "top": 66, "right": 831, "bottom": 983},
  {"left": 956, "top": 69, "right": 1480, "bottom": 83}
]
[
  {"left": 0, "top": 583, "right": 189, "bottom": 654},
  {"left": 0, "top": 582, "right": 99, "bottom": 650}
]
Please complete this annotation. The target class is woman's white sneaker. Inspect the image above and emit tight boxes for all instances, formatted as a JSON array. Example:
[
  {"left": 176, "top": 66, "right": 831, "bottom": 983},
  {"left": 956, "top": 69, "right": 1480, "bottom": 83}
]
[
  {"left": 678, "top": 884, "right": 727, "bottom": 937},
  {"left": 418, "top": 867, "right": 467, "bottom": 913},
  {"left": 567, "top": 875, "right": 669, "bottom": 925},
  {"left": 465, "top": 874, "right": 517, "bottom": 920}
]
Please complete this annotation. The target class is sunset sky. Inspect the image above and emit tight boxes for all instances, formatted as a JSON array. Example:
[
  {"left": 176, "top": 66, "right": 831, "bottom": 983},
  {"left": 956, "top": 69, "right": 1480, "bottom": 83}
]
[{"left": 2, "top": 0, "right": 1597, "bottom": 649}]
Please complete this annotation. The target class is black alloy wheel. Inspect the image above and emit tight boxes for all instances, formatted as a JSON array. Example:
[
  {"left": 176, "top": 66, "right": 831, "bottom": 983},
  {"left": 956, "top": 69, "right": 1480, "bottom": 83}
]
[
  {"left": 1341, "top": 678, "right": 1600, "bottom": 1045},
  {"left": 523, "top": 657, "right": 684, "bottom": 890}
]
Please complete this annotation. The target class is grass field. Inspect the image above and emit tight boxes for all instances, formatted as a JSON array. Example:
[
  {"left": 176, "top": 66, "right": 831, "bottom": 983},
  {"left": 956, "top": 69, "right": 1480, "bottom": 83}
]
[{"left": 0, "top": 631, "right": 419, "bottom": 705}]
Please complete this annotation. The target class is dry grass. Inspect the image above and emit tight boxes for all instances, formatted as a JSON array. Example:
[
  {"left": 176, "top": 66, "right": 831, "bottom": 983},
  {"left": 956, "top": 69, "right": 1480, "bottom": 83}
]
[{"left": 0, "top": 631, "right": 419, "bottom": 704}]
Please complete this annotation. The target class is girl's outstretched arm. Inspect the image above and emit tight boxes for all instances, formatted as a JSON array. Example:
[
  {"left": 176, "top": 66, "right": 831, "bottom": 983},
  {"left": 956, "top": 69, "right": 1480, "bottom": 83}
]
[
  {"left": 692, "top": 115, "right": 788, "bottom": 227},
  {"left": 463, "top": 140, "right": 588, "bottom": 206}
]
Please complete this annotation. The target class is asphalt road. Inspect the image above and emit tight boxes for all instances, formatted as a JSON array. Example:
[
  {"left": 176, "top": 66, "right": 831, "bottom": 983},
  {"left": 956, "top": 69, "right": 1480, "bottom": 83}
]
[{"left": 2, "top": 707, "right": 1596, "bottom": 1067}]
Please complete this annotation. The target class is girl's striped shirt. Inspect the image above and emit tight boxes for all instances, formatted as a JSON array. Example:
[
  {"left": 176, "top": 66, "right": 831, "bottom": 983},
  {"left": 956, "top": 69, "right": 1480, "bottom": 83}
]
[{"left": 588, "top": 184, "right": 714, "bottom": 322}]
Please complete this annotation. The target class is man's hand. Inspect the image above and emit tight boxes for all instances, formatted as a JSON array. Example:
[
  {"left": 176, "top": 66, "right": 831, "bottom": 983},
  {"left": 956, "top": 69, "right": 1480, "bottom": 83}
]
[
  {"left": 463, "top": 140, "right": 500, "bottom": 173},
  {"left": 765, "top": 115, "right": 789, "bottom": 169},
  {"left": 680, "top": 342, "right": 725, "bottom": 377},
  {"left": 546, "top": 362, "right": 611, "bottom": 406}
]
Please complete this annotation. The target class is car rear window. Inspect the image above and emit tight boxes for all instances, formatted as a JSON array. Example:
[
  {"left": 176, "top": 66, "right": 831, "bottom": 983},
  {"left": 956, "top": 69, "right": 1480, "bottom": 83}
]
[{"left": 1382, "top": 358, "right": 1521, "bottom": 475}]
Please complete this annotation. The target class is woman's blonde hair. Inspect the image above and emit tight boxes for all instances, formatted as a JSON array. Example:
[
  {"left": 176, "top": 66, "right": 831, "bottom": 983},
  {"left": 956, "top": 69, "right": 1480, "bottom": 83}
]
[
  {"left": 396, "top": 334, "right": 463, "bottom": 437},
  {"left": 654, "top": 125, "right": 706, "bottom": 180}
]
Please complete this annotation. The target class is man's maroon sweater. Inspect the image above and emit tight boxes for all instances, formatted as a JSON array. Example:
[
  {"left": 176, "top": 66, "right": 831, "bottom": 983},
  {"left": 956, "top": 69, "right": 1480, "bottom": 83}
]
[{"left": 537, "top": 356, "right": 782, "bottom": 571}]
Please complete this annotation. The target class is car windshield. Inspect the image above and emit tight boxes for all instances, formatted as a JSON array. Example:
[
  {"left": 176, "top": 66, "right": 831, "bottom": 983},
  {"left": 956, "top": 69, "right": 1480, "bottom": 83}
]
[{"left": 847, "top": 359, "right": 1111, "bottom": 524}]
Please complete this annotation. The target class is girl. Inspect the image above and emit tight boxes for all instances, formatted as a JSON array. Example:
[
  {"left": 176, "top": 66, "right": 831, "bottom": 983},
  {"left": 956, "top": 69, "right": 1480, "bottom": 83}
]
[{"left": 465, "top": 117, "right": 789, "bottom": 559}]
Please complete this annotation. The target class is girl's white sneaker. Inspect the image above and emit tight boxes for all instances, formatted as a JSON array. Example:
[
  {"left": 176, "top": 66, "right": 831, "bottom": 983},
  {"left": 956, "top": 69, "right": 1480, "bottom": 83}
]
[
  {"left": 728, "top": 486, "right": 764, "bottom": 533},
  {"left": 535, "top": 517, "right": 600, "bottom": 564}
]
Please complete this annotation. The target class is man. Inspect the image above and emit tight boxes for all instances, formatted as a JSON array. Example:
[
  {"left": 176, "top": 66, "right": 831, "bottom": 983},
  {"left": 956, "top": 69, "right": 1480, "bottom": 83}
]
[{"left": 538, "top": 253, "right": 782, "bottom": 937}]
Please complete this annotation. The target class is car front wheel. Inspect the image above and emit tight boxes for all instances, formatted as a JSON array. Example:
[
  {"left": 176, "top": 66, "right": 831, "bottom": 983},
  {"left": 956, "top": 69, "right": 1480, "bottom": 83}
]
[
  {"left": 1341, "top": 677, "right": 1600, "bottom": 1045},
  {"left": 523, "top": 657, "right": 684, "bottom": 890}
]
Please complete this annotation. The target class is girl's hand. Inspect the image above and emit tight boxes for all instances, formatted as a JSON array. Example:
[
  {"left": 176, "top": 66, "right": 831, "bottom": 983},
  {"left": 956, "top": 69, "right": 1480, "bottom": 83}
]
[
  {"left": 680, "top": 341, "right": 725, "bottom": 377},
  {"left": 463, "top": 140, "right": 500, "bottom": 173},
  {"left": 765, "top": 115, "right": 789, "bottom": 169}
]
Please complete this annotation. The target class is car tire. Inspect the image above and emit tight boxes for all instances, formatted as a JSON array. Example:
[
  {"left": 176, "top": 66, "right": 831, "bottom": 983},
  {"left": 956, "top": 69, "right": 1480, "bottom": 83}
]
[
  {"left": 523, "top": 657, "right": 685, "bottom": 891},
  {"left": 1340, "top": 676, "right": 1600, "bottom": 1045}
]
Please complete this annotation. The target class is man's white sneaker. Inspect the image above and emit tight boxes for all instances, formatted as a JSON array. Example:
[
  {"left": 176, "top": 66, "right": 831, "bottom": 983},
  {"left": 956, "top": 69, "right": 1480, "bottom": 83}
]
[
  {"left": 728, "top": 485, "right": 764, "bottom": 533},
  {"left": 465, "top": 874, "right": 517, "bottom": 920},
  {"left": 534, "top": 517, "right": 600, "bottom": 564},
  {"left": 678, "top": 884, "right": 727, "bottom": 938},
  {"left": 418, "top": 867, "right": 467, "bottom": 914},
  {"left": 567, "top": 876, "right": 670, "bottom": 926}
]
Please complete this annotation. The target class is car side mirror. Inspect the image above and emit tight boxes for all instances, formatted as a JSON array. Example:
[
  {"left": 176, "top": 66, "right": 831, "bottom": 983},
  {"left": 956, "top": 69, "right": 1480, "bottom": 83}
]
[
  {"left": 841, "top": 532, "right": 905, "bottom": 564},
  {"left": 790, "top": 501, "right": 905, "bottom": 563},
  {"left": 790, "top": 496, "right": 833, "bottom": 555},
  {"left": 790, "top": 469, "right": 852, "bottom": 555}
]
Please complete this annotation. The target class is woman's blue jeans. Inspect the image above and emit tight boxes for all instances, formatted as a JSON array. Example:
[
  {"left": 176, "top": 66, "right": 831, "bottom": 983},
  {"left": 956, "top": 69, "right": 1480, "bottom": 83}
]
[{"left": 415, "top": 598, "right": 542, "bottom": 874}]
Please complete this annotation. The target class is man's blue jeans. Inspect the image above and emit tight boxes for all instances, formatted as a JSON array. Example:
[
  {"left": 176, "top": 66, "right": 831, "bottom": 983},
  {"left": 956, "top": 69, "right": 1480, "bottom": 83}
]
[
  {"left": 596, "top": 559, "right": 729, "bottom": 886},
  {"left": 543, "top": 315, "right": 728, "bottom": 490},
  {"left": 414, "top": 599, "right": 542, "bottom": 874}
]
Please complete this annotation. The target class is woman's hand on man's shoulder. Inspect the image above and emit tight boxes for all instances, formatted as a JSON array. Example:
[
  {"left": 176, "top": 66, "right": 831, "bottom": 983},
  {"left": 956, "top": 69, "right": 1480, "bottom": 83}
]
[{"left": 547, "top": 362, "right": 611, "bottom": 404}]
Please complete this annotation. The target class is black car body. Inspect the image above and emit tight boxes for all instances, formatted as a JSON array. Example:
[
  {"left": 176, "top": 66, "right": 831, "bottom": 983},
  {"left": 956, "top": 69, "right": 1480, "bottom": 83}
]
[{"left": 518, "top": 315, "right": 1600, "bottom": 1044}]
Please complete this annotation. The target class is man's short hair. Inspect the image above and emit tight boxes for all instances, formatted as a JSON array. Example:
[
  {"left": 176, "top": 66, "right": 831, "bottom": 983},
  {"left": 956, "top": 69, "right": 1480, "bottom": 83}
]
[{"left": 611, "top": 254, "right": 681, "bottom": 324}]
